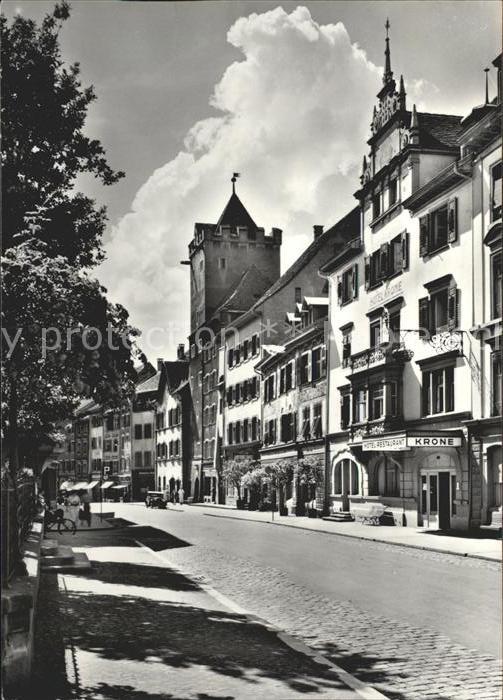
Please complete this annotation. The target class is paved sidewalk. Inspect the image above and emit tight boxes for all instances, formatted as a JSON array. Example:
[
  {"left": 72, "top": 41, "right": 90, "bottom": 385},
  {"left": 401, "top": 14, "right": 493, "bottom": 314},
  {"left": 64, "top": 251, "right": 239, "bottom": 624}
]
[
  {"left": 184, "top": 503, "right": 502, "bottom": 561},
  {"left": 28, "top": 527, "right": 382, "bottom": 700}
]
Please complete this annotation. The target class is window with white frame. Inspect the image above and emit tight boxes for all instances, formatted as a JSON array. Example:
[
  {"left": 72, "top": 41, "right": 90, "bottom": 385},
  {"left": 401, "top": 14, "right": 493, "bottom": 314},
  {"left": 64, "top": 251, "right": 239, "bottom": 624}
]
[
  {"left": 419, "top": 198, "right": 457, "bottom": 257},
  {"left": 422, "top": 366, "right": 455, "bottom": 416},
  {"left": 342, "top": 329, "right": 352, "bottom": 368},
  {"left": 419, "top": 279, "right": 459, "bottom": 335},
  {"left": 299, "top": 352, "right": 310, "bottom": 384},
  {"left": 369, "top": 383, "right": 384, "bottom": 420},
  {"left": 491, "top": 161, "right": 502, "bottom": 221},
  {"left": 353, "top": 387, "right": 367, "bottom": 423},
  {"left": 264, "top": 419, "right": 276, "bottom": 445},
  {"left": 301, "top": 406, "right": 311, "bottom": 440}
]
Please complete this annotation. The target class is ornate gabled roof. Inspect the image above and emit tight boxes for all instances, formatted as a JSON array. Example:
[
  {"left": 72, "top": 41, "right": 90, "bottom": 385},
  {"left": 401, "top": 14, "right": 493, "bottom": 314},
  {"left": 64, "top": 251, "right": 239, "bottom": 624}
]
[{"left": 215, "top": 191, "right": 257, "bottom": 230}]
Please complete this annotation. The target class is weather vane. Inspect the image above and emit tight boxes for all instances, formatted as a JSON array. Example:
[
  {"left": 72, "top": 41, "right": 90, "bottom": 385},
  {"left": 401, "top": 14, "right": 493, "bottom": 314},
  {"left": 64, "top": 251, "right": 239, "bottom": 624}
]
[{"left": 231, "top": 172, "right": 240, "bottom": 193}]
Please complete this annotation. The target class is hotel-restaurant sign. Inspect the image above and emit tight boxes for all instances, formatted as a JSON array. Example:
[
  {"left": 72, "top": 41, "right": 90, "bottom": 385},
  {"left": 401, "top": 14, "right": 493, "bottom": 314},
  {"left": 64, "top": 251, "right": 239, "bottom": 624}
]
[{"left": 361, "top": 433, "right": 463, "bottom": 451}]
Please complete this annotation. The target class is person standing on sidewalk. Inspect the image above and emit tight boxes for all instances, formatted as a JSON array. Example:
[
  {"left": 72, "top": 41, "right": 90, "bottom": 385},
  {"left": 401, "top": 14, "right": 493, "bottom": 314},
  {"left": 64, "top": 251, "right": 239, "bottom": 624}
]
[
  {"left": 67, "top": 491, "right": 81, "bottom": 527},
  {"left": 81, "top": 490, "right": 92, "bottom": 527},
  {"left": 178, "top": 487, "right": 184, "bottom": 505}
]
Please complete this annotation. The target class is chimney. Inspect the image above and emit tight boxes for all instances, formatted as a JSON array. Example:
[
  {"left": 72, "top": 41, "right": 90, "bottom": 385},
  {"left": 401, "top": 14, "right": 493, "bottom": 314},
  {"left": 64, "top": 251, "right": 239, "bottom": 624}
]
[
  {"left": 313, "top": 225, "right": 324, "bottom": 239},
  {"left": 177, "top": 344, "right": 185, "bottom": 360},
  {"left": 157, "top": 358, "right": 163, "bottom": 371}
]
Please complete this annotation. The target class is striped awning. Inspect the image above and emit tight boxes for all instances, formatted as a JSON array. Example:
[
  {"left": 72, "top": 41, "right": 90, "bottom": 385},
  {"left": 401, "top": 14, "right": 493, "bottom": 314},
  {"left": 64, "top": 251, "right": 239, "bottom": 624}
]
[
  {"left": 100, "top": 481, "right": 114, "bottom": 489},
  {"left": 69, "top": 481, "right": 89, "bottom": 491},
  {"left": 111, "top": 484, "right": 128, "bottom": 490},
  {"left": 87, "top": 481, "right": 99, "bottom": 489},
  {"left": 59, "top": 481, "right": 72, "bottom": 490}
]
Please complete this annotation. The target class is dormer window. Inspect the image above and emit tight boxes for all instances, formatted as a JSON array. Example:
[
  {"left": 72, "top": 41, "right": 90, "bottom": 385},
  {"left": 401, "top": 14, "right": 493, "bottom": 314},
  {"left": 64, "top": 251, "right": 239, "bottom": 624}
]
[{"left": 221, "top": 225, "right": 231, "bottom": 236}]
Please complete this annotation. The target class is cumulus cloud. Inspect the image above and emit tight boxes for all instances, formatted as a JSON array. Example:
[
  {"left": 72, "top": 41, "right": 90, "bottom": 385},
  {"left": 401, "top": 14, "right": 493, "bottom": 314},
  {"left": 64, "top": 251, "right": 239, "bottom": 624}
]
[{"left": 98, "top": 5, "right": 436, "bottom": 360}]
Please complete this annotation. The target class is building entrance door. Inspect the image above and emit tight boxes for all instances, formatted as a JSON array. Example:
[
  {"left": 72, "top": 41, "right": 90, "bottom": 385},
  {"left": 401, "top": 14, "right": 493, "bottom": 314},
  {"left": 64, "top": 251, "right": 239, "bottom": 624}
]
[{"left": 421, "top": 470, "right": 455, "bottom": 530}]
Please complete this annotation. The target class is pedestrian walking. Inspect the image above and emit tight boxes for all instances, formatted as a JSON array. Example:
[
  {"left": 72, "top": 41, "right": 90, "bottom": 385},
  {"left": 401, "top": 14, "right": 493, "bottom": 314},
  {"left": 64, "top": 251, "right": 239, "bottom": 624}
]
[
  {"left": 67, "top": 491, "right": 81, "bottom": 527},
  {"left": 80, "top": 490, "right": 92, "bottom": 527},
  {"left": 178, "top": 487, "right": 184, "bottom": 505}
]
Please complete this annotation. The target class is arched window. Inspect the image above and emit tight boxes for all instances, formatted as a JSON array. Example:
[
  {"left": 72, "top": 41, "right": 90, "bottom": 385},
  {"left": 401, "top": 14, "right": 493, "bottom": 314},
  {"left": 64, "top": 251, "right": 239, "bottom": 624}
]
[{"left": 332, "top": 459, "right": 359, "bottom": 495}]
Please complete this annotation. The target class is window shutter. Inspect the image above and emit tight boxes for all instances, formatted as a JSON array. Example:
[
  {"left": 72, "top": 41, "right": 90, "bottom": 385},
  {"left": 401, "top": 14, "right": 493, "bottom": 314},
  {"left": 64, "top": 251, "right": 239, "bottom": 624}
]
[
  {"left": 401, "top": 231, "right": 409, "bottom": 270},
  {"left": 447, "top": 286, "right": 459, "bottom": 330},
  {"left": 379, "top": 243, "right": 389, "bottom": 280},
  {"left": 307, "top": 352, "right": 312, "bottom": 382},
  {"left": 337, "top": 275, "right": 342, "bottom": 305},
  {"left": 364, "top": 256, "right": 371, "bottom": 290},
  {"left": 447, "top": 198, "right": 458, "bottom": 243},
  {"left": 351, "top": 263, "right": 358, "bottom": 299},
  {"left": 321, "top": 346, "right": 327, "bottom": 376},
  {"left": 419, "top": 215, "right": 430, "bottom": 257},
  {"left": 291, "top": 360, "right": 296, "bottom": 389},
  {"left": 418, "top": 297, "right": 431, "bottom": 334}
]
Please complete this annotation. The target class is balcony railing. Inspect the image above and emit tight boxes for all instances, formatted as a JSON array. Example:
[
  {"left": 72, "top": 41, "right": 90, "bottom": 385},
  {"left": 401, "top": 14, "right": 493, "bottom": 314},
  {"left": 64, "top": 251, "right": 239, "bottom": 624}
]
[
  {"left": 349, "top": 343, "right": 412, "bottom": 373},
  {"left": 349, "top": 415, "right": 405, "bottom": 441}
]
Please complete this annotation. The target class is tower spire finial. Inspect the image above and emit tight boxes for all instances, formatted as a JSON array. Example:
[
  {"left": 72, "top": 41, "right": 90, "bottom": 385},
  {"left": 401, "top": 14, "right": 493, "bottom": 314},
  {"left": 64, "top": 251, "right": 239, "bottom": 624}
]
[
  {"left": 383, "top": 18, "right": 393, "bottom": 85},
  {"left": 484, "top": 67, "right": 490, "bottom": 104},
  {"left": 231, "top": 172, "right": 240, "bottom": 194}
]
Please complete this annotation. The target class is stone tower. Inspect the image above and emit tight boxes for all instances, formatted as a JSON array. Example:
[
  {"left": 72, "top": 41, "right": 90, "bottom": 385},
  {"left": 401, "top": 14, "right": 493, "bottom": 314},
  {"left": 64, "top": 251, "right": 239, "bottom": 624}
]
[{"left": 188, "top": 177, "right": 282, "bottom": 333}]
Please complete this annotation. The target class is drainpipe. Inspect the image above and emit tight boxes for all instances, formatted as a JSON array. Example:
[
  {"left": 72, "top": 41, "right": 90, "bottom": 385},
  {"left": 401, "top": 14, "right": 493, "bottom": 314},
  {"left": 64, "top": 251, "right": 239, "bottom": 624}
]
[{"left": 318, "top": 268, "right": 331, "bottom": 516}]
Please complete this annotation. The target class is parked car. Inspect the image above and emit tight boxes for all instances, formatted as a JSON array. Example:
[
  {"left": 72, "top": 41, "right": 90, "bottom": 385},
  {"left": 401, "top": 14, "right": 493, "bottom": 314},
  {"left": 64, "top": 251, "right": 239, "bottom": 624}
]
[{"left": 145, "top": 491, "right": 167, "bottom": 509}]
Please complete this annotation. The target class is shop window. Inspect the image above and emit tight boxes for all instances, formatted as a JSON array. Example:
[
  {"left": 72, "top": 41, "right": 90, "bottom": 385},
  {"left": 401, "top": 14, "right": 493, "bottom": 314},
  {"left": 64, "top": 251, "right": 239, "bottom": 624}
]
[
  {"left": 491, "top": 252, "right": 502, "bottom": 319},
  {"left": 419, "top": 199, "right": 457, "bottom": 257},
  {"left": 491, "top": 161, "right": 502, "bottom": 221},
  {"left": 422, "top": 366, "right": 455, "bottom": 416},
  {"left": 375, "top": 457, "right": 400, "bottom": 497},
  {"left": 337, "top": 264, "right": 358, "bottom": 305},
  {"left": 491, "top": 352, "right": 502, "bottom": 416},
  {"left": 333, "top": 459, "right": 359, "bottom": 495}
]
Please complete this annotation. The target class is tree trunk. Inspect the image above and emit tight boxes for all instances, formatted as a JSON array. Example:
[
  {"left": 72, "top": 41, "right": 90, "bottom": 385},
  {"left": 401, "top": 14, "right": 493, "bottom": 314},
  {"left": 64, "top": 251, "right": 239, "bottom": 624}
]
[{"left": 5, "top": 377, "right": 27, "bottom": 578}]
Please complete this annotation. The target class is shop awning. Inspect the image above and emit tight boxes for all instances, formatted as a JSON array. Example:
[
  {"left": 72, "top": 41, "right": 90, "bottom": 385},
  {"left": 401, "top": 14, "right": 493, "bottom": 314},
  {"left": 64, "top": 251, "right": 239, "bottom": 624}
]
[
  {"left": 111, "top": 484, "right": 128, "bottom": 490},
  {"left": 87, "top": 481, "right": 99, "bottom": 489},
  {"left": 69, "top": 481, "right": 89, "bottom": 491},
  {"left": 100, "top": 481, "right": 114, "bottom": 489},
  {"left": 59, "top": 481, "right": 71, "bottom": 490}
]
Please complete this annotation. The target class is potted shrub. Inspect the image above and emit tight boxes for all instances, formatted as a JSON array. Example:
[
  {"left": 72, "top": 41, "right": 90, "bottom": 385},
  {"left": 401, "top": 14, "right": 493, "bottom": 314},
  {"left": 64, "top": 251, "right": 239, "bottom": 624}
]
[
  {"left": 297, "top": 457, "right": 324, "bottom": 518},
  {"left": 222, "top": 457, "right": 256, "bottom": 509}
]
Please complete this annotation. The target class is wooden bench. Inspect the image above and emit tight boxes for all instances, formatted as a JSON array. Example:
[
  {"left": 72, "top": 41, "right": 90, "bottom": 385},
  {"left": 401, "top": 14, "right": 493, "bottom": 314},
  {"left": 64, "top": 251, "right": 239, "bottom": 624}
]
[{"left": 351, "top": 503, "right": 385, "bottom": 526}]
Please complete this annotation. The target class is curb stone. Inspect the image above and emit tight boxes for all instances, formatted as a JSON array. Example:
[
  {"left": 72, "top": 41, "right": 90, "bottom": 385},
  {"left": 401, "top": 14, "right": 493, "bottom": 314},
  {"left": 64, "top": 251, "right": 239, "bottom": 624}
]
[{"left": 134, "top": 537, "right": 390, "bottom": 700}]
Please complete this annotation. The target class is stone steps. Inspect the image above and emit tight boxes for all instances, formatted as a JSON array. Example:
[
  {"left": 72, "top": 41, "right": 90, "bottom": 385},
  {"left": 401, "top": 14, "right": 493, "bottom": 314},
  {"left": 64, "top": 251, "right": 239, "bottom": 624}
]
[
  {"left": 323, "top": 512, "right": 355, "bottom": 522},
  {"left": 40, "top": 539, "right": 91, "bottom": 572}
]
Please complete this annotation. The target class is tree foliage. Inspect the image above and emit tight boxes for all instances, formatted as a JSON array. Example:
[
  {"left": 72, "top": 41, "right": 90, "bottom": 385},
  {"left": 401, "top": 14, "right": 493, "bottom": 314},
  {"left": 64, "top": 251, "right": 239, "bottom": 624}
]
[
  {"left": 1, "top": 1, "right": 124, "bottom": 265},
  {"left": 1, "top": 2, "right": 137, "bottom": 472},
  {"left": 222, "top": 458, "right": 255, "bottom": 498},
  {"left": 297, "top": 457, "right": 324, "bottom": 486}
]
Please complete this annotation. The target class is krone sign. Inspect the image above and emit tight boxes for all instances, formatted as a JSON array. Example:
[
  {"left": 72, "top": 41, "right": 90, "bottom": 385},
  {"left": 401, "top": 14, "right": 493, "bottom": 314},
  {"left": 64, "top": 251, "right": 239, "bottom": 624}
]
[{"left": 407, "top": 436, "right": 462, "bottom": 448}]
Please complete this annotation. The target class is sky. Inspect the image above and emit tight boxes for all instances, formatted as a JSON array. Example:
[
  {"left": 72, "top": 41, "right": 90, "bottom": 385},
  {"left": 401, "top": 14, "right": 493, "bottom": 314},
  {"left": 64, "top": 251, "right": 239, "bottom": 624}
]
[{"left": 4, "top": 0, "right": 501, "bottom": 361}]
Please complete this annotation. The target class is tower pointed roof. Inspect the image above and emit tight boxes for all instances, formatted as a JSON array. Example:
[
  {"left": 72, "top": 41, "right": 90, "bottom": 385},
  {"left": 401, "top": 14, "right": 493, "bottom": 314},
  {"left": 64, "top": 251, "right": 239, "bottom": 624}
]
[
  {"left": 383, "top": 18, "right": 393, "bottom": 85},
  {"left": 216, "top": 177, "right": 257, "bottom": 230}
]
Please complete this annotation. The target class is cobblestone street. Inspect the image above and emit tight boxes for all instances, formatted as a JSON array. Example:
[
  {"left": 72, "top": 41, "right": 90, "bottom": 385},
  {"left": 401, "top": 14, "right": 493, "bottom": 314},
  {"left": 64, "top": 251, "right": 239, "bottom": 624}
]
[
  {"left": 28, "top": 526, "right": 368, "bottom": 700},
  {"left": 87, "top": 504, "right": 501, "bottom": 700}
]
